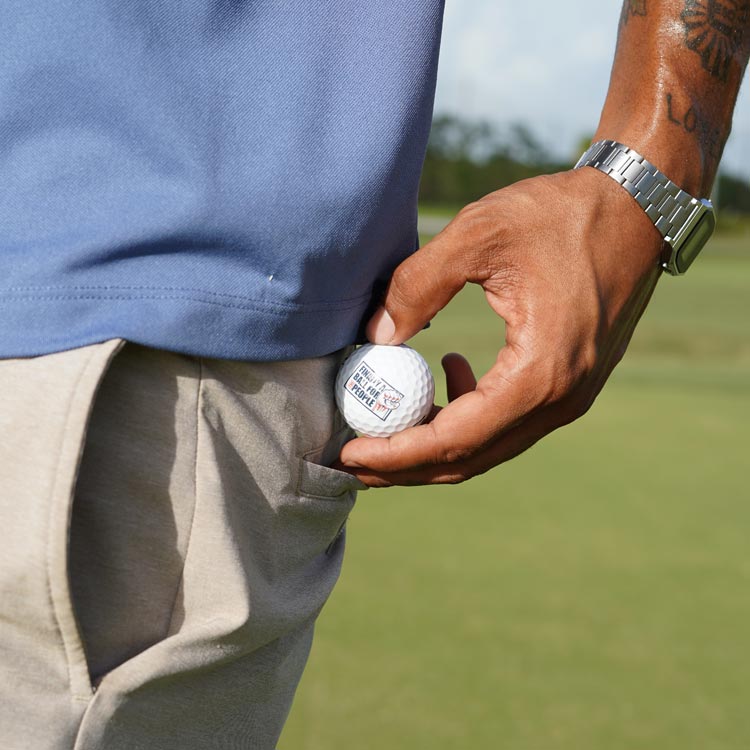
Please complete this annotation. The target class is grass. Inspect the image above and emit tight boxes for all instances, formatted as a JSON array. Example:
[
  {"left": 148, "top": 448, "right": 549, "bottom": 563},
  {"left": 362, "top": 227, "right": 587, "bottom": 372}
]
[{"left": 280, "top": 226, "right": 750, "bottom": 749}]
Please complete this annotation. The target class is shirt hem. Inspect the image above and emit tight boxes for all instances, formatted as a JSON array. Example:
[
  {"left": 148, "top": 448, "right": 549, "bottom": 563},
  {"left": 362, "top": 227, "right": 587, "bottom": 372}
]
[{"left": 0, "top": 290, "right": 372, "bottom": 361}]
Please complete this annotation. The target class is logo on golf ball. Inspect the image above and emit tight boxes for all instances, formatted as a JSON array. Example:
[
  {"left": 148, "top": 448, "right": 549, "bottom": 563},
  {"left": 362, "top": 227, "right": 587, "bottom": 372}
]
[{"left": 344, "top": 361, "right": 404, "bottom": 422}]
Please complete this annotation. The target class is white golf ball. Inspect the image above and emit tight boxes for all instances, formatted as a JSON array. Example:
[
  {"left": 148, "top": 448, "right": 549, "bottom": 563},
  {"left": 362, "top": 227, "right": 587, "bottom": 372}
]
[{"left": 335, "top": 344, "right": 435, "bottom": 438}]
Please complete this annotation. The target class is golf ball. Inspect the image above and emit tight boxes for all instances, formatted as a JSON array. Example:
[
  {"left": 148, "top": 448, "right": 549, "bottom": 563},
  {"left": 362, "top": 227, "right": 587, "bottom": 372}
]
[{"left": 335, "top": 344, "right": 435, "bottom": 438}]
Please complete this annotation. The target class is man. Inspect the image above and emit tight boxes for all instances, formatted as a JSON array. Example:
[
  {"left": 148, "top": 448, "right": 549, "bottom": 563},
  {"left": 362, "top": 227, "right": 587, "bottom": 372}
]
[{"left": 0, "top": 1, "right": 747, "bottom": 748}]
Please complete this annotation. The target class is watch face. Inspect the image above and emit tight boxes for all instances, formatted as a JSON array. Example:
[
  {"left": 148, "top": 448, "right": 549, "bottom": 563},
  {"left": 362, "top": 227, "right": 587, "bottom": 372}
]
[{"left": 675, "top": 210, "right": 716, "bottom": 274}]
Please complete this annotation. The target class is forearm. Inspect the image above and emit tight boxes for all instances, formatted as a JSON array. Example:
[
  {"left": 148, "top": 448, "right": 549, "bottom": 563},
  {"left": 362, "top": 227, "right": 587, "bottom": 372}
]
[{"left": 595, "top": 0, "right": 750, "bottom": 196}]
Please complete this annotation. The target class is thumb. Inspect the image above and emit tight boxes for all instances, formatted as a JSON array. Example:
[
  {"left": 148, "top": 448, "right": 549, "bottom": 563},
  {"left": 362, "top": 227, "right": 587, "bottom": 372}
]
[{"left": 366, "top": 235, "right": 467, "bottom": 345}]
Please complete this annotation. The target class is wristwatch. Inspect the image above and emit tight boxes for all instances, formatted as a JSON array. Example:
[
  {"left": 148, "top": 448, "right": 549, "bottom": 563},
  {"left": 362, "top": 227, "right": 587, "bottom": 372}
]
[{"left": 575, "top": 139, "right": 716, "bottom": 275}]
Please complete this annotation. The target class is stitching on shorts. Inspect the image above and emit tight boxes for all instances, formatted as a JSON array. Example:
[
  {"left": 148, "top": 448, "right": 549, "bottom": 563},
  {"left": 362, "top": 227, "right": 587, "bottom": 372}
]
[
  {"left": 45, "top": 348, "right": 101, "bottom": 703},
  {"left": 166, "top": 356, "right": 203, "bottom": 637}
]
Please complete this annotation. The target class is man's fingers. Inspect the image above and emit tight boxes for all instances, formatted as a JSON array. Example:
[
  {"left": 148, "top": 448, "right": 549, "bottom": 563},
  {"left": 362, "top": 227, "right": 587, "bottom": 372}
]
[
  {"left": 339, "top": 354, "right": 533, "bottom": 474},
  {"left": 442, "top": 352, "right": 477, "bottom": 402},
  {"left": 349, "top": 255, "right": 662, "bottom": 486},
  {"left": 340, "top": 409, "right": 552, "bottom": 486},
  {"left": 340, "top": 393, "right": 489, "bottom": 473},
  {"left": 366, "top": 233, "right": 469, "bottom": 345},
  {"left": 340, "top": 376, "right": 596, "bottom": 487}
]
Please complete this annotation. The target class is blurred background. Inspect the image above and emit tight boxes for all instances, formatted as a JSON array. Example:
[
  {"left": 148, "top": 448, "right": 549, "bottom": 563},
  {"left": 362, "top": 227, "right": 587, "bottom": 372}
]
[{"left": 281, "top": 1, "right": 750, "bottom": 747}]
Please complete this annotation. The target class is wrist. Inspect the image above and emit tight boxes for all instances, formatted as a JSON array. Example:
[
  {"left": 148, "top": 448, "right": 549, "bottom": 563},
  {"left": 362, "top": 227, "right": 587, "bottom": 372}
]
[
  {"left": 576, "top": 139, "right": 716, "bottom": 275},
  {"left": 574, "top": 164, "right": 665, "bottom": 269},
  {"left": 591, "top": 120, "right": 711, "bottom": 199}
]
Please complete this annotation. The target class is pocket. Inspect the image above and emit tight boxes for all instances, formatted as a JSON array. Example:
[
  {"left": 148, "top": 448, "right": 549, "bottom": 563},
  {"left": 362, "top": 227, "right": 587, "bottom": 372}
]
[
  {"left": 297, "top": 426, "right": 367, "bottom": 499},
  {"left": 297, "top": 456, "right": 367, "bottom": 499},
  {"left": 298, "top": 451, "right": 365, "bottom": 557},
  {"left": 46, "top": 339, "right": 126, "bottom": 699}
]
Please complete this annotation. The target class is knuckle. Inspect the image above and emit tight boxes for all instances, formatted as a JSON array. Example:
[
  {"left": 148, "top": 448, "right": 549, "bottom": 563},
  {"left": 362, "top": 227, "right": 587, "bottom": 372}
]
[
  {"left": 452, "top": 200, "right": 500, "bottom": 245},
  {"left": 422, "top": 423, "right": 475, "bottom": 467},
  {"left": 455, "top": 199, "right": 483, "bottom": 221},
  {"left": 389, "top": 261, "right": 421, "bottom": 304},
  {"left": 438, "top": 445, "right": 474, "bottom": 465},
  {"left": 390, "top": 256, "right": 447, "bottom": 315}
]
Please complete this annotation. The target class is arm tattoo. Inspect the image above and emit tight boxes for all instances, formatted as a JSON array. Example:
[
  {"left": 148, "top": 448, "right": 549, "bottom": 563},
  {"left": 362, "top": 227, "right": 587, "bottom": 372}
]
[
  {"left": 681, "top": 0, "right": 750, "bottom": 81},
  {"left": 665, "top": 91, "right": 727, "bottom": 167},
  {"left": 620, "top": 0, "right": 647, "bottom": 27}
]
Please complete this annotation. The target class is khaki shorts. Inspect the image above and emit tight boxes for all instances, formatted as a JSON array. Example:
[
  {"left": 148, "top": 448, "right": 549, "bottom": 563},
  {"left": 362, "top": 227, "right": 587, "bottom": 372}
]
[{"left": 0, "top": 340, "right": 364, "bottom": 749}]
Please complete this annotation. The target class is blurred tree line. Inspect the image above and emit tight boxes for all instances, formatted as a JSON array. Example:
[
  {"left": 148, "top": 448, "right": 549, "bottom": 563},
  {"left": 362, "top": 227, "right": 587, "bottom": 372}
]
[
  {"left": 718, "top": 173, "right": 750, "bottom": 214},
  {"left": 419, "top": 114, "right": 750, "bottom": 216}
]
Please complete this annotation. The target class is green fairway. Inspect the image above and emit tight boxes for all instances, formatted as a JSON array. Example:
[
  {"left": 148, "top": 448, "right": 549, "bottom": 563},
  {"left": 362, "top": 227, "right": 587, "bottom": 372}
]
[{"left": 281, "top": 227, "right": 750, "bottom": 749}]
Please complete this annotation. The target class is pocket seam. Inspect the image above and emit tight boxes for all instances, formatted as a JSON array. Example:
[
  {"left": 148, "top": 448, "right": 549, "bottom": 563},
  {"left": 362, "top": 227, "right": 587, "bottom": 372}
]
[
  {"left": 296, "top": 458, "right": 366, "bottom": 500},
  {"left": 296, "top": 427, "right": 366, "bottom": 499},
  {"left": 46, "top": 338, "right": 125, "bottom": 702}
]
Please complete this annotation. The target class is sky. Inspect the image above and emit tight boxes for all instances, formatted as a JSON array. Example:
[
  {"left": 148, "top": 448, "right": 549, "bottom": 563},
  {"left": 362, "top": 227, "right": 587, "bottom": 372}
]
[{"left": 433, "top": 0, "right": 750, "bottom": 179}]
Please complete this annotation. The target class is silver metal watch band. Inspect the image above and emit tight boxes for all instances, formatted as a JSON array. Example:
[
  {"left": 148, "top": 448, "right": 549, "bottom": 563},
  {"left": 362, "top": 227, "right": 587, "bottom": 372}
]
[{"left": 575, "top": 139, "right": 697, "bottom": 244}]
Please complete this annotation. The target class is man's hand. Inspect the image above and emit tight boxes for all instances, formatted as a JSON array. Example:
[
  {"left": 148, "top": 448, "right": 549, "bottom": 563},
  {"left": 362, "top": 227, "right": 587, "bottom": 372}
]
[
  {"left": 338, "top": 168, "right": 663, "bottom": 486},
  {"left": 338, "top": 0, "right": 749, "bottom": 487}
]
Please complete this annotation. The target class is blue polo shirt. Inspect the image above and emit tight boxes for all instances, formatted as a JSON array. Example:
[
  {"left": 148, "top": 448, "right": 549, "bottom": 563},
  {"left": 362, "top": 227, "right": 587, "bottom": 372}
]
[{"left": 0, "top": 1, "right": 444, "bottom": 360}]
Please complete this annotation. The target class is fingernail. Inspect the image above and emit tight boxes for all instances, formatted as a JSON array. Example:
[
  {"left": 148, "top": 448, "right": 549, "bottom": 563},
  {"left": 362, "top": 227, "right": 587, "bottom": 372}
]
[{"left": 367, "top": 307, "right": 396, "bottom": 344}]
